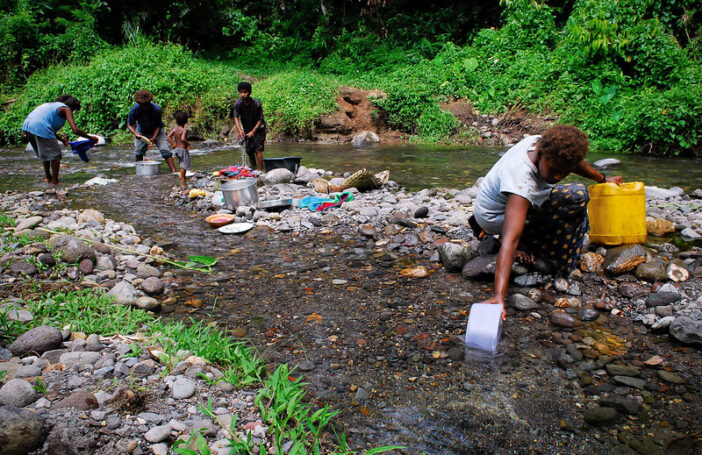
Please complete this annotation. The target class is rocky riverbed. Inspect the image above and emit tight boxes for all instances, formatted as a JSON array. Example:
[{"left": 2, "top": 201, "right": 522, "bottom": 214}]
[{"left": 1, "top": 168, "right": 701, "bottom": 454}]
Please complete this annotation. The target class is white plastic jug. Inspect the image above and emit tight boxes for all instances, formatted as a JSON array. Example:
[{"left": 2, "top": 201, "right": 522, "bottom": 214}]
[{"left": 464, "top": 303, "right": 503, "bottom": 353}]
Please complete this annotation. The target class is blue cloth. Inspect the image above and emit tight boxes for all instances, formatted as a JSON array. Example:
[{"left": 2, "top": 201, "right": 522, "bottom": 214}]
[
  {"left": 127, "top": 102, "right": 164, "bottom": 136},
  {"left": 298, "top": 192, "right": 354, "bottom": 212},
  {"left": 22, "top": 102, "right": 68, "bottom": 139},
  {"left": 70, "top": 139, "right": 93, "bottom": 162}
]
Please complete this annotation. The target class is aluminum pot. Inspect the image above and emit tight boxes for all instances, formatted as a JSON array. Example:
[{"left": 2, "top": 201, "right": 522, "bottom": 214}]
[
  {"left": 135, "top": 161, "right": 161, "bottom": 176},
  {"left": 222, "top": 178, "right": 258, "bottom": 209}
]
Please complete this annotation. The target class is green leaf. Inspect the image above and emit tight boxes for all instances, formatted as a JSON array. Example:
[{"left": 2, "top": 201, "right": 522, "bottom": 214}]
[
  {"left": 463, "top": 57, "right": 478, "bottom": 73},
  {"left": 188, "top": 255, "right": 218, "bottom": 267},
  {"left": 195, "top": 433, "right": 210, "bottom": 454}
]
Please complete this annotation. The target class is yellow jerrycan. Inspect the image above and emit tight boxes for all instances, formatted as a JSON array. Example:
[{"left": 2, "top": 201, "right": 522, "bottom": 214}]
[{"left": 588, "top": 181, "right": 647, "bottom": 245}]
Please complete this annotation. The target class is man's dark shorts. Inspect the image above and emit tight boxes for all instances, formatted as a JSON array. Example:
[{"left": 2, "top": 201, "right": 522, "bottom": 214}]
[{"left": 245, "top": 132, "right": 266, "bottom": 166}]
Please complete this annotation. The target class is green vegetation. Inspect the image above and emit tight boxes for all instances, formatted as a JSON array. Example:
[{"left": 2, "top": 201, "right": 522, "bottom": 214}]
[
  {"left": 0, "top": 0, "right": 699, "bottom": 154},
  {"left": 1, "top": 289, "right": 399, "bottom": 453}
]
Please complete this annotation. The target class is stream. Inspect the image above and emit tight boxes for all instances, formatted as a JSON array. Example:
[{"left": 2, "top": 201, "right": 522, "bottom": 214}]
[{"left": 3, "top": 143, "right": 702, "bottom": 453}]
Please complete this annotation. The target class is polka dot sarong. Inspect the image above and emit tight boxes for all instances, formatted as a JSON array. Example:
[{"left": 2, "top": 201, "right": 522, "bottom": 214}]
[{"left": 521, "top": 183, "right": 590, "bottom": 276}]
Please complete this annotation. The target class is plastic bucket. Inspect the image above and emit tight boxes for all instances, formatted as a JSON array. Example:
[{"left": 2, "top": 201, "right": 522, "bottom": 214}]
[
  {"left": 221, "top": 178, "right": 258, "bottom": 209},
  {"left": 588, "top": 182, "right": 646, "bottom": 245},
  {"left": 464, "top": 303, "right": 503, "bottom": 354}
]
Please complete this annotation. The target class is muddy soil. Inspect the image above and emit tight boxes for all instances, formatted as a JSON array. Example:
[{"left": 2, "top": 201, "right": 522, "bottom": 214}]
[{"left": 63, "top": 173, "right": 702, "bottom": 455}]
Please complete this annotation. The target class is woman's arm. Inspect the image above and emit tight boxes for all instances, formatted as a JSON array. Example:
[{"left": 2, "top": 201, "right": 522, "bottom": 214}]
[
  {"left": 60, "top": 107, "right": 97, "bottom": 143},
  {"left": 483, "top": 193, "right": 530, "bottom": 320},
  {"left": 573, "top": 160, "right": 623, "bottom": 184}
]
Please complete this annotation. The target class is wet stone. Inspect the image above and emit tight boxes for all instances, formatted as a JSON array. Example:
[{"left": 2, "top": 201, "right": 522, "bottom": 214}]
[
  {"left": 578, "top": 307, "right": 600, "bottom": 321},
  {"left": 551, "top": 311, "right": 578, "bottom": 328},
  {"left": 645, "top": 291, "right": 681, "bottom": 307},
  {"left": 605, "top": 245, "right": 647, "bottom": 275},
  {"left": 657, "top": 370, "right": 686, "bottom": 384},
  {"left": 606, "top": 364, "right": 641, "bottom": 377},
  {"left": 583, "top": 406, "right": 618, "bottom": 425},
  {"left": 508, "top": 293, "right": 537, "bottom": 311},
  {"left": 613, "top": 375, "right": 646, "bottom": 389}
]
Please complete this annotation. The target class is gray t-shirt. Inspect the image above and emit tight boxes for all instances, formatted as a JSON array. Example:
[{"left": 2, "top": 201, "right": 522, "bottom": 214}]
[{"left": 474, "top": 135, "right": 553, "bottom": 235}]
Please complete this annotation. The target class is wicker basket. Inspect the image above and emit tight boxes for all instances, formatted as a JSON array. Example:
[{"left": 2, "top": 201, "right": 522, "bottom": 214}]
[{"left": 343, "top": 169, "right": 387, "bottom": 191}]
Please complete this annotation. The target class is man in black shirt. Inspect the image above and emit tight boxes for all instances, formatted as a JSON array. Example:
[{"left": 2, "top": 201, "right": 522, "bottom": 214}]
[
  {"left": 127, "top": 90, "right": 176, "bottom": 172},
  {"left": 231, "top": 81, "right": 266, "bottom": 170}
]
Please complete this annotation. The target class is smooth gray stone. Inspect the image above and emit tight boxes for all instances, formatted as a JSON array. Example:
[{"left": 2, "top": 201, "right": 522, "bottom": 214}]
[
  {"left": 598, "top": 394, "right": 641, "bottom": 415},
  {"left": 583, "top": 406, "right": 618, "bottom": 425},
  {"left": 0, "top": 405, "right": 46, "bottom": 455},
  {"left": 613, "top": 375, "right": 646, "bottom": 389},
  {"left": 508, "top": 294, "right": 537, "bottom": 311},
  {"left": 0, "top": 379, "right": 38, "bottom": 407},
  {"left": 669, "top": 316, "right": 702, "bottom": 345},
  {"left": 606, "top": 364, "right": 640, "bottom": 377},
  {"left": 9, "top": 326, "right": 62, "bottom": 357}
]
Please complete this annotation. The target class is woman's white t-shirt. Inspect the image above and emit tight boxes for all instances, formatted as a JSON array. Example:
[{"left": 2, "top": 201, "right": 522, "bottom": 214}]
[{"left": 474, "top": 135, "right": 553, "bottom": 235}]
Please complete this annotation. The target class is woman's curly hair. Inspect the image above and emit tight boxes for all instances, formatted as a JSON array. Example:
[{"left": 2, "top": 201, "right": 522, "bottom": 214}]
[{"left": 536, "top": 125, "right": 589, "bottom": 170}]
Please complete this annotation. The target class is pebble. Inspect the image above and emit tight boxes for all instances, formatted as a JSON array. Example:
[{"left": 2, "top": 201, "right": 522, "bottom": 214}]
[
  {"left": 144, "top": 424, "right": 172, "bottom": 443},
  {"left": 171, "top": 376, "right": 196, "bottom": 399}
]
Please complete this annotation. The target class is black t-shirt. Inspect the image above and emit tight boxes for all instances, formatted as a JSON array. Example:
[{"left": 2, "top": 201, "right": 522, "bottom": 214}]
[
  {"left": 231, "top": 98, "right": 266, "bottom": 134},
  {"left": 127, "top": 103, "right": 164, "bottom": 135}
]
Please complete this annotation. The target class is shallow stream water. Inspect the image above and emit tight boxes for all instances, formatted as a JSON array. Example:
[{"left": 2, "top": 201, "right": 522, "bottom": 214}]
[
  {"left": 2, "top": 142, "right": 702, "bottom": 193},
  {"left": 3, "top": 142, "right": 702, "bottom": 453}
]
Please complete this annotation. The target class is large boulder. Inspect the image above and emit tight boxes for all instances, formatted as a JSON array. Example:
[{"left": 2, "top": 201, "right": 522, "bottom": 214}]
[
  {"left": 9, "top": 325, "right": 62, "bottom": 357},
  {"left": 669, "top": 317, "right": 702, "bottom": 345},
  {"left": 0, "top": 405, "right": 47, "bottom": 455},
  {"left": 49, "top": 234, "right": 96, "bottom": 264}
]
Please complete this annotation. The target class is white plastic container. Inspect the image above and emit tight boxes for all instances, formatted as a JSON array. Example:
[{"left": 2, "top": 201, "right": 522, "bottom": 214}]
[{"left": 464, "top": 303, "right": 503, "bottom": 354}]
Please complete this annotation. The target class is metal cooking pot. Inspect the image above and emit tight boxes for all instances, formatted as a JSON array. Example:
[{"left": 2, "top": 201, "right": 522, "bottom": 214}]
[
  {"left": 135, "top": 161, "right": 161, "bottom": 176},
  {"left": 221, "top": 178, "right": 258, "bottom": 209}
]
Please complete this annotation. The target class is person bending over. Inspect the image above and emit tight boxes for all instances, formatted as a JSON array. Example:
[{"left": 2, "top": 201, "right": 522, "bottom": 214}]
[
  {"left": 127, "top": 90, "right": 176, "bottom": 173},
  {"left": 22, "top": 94, "right": 98, "bottom": 185},
  {"left": 472, "top": 125, "right": 623, "bottom": 320}
]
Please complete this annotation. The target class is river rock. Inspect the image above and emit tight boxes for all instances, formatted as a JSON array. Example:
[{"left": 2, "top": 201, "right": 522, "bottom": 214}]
[
  {"left": 645, "top": 186, "right": 681, "bottom": 200},
  {"left": 14, "top": 216, "right": 43, "bottom": 232},
  {"left": 95, "top": 256, "right": 115, "bottom": 271},
  {"left": 605, "top": 245, "right": 648, "bottom": 275},
  {"left": 508, "top": 294, "right": 537, "bottom": 311},
  {"left": 414, "top": 206, "right": 429, "bottom": 218},
  {"left": 605, "top": 364, "right": 640, "bottom": 377},
  {"left": 550, "top": 311, "right": 578, "bottom": 328},
  {"left": 107, "top": 281, "right": 139, "bottom": 305},
  {"left": 680, "top": 227, "right": 701, "bottom": 239},
  {"left": 59, "top": 351, "right": 101, "bottom": 368},
  {"left": 78, "top": 258, "right": 94, "bottom": 274},
  {"left": 77, "top": 209, "right": 105, "bottom": 224},
  {"left": 171, "top": 376, "right": 196, "bottom": 399},
  {"left": 579, "top": 252, "right": 605, "bottom": 274},
  {"left": 0, "top": 379, "right": 38, "bottom": 407},
  {"left": 652, "top": 316, "right": 675, "bottom": 331},
  {"left": 264, "top": 168, "right": 294, "bottom": 184},
  {"left": 593, "top": 158, "right": 621, "bottom": 169},
  {"left": 657, "top": 370, "right": 686, "bottom": 384},
  {"left": 0, "top": 405, "right": 46, "bottom": 455},
  {"left": 618, "top": 282, "right": 648, "bottom": 298},
  {"left": 136, "top": 263, "right": 161, "bottom": 278},
  {"left": 669, "top": 317, "right": 702, "bottom": 345},
  {"left": 598, "top": 395, "right": 641, "bottom": 415},
  {"left": 461, "top": 255, "right": 496, "bottom": 278},
  {"left": 578, "top": 307, "right": 600, "bottom": 321},
  {"left": 645, "top": 291, "right": 681, "bottom": 307},
  {"left": 48, "top": 234, "right": 96, "bottom": 264},
  {"left": 613, "top": 375, "right": 646, "bottom": 389},
  {"left": 635, "top": 260, "right": 667, "bottom": 282},
  {"left": 9, "top": 325, "right": 62, "bottom": 356},
  {"left": 136, "top": 296, "right": 160, "bottom": 311},
  {"left": 37, "top": 253, "right": 55, "bottom": 267},
  {"left": 667, "top": 263, "right": 689, "bottom": 282},
  {"left": 144, "top": 423, "right": 172, "bottom": 443},
  {"left": 142, "top": 277, "right": 164, "bottom": 295},
  {"left": 52, "top": 391, "right": 98, "bottom": 410},
  {"left": 10, "top": 261, "right": 37, "bottom": 276},
  {"left": 584, "top": 407, "right": 618, "bottom": 425},
  {"left": 351, "top": 131, "right": 380, "bottom": 147},
  {"left": 514, "top": 272, "right": 546, "bottom": 287},
  {"left": 646, "top": 217, "right": 675, "bottom": 236},
  {"left": 439, "top": 242, "right": 474, "bottom": 272}
]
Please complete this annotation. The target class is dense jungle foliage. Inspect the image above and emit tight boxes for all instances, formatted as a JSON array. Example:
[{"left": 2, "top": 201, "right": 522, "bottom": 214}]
[{"left": 1, "top": 0, "right": 700, "bottom": 155}]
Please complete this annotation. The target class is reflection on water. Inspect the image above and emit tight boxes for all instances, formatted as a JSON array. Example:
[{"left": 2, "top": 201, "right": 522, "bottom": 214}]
[{"left": 2, "top": 142, "right": 702, "bottom": 193}]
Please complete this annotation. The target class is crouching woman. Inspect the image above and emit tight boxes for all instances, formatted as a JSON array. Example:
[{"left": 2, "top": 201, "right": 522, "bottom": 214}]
[{"left": 472, "top": 125, "right": 622, "bottom": 319}]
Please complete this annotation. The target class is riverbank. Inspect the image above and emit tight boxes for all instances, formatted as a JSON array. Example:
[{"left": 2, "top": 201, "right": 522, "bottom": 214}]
[{"left": 1, "top": 169, "right": 702, "bottom": 453}]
